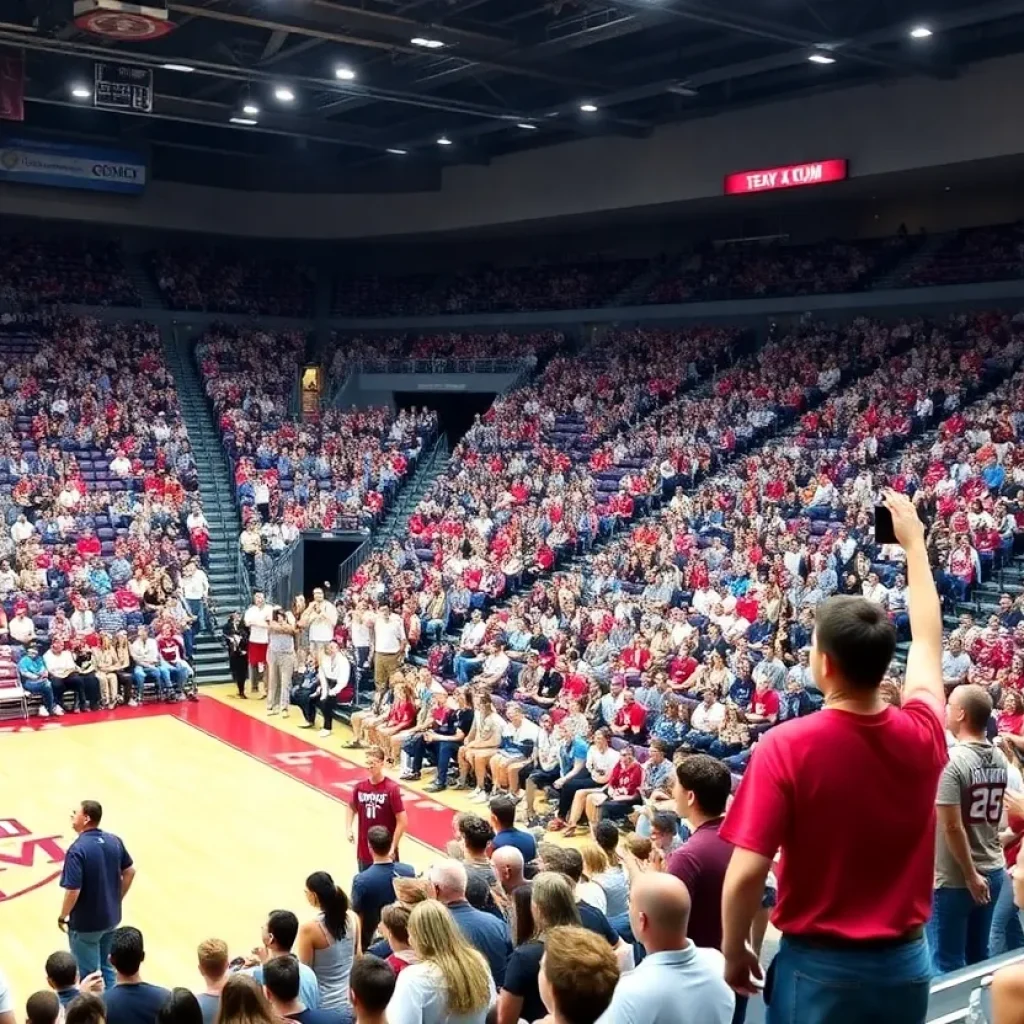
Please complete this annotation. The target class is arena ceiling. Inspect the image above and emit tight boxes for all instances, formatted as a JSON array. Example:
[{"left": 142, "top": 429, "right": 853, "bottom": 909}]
[{"left": 4, "top": 0, "right": 1024, "bottom": 191}]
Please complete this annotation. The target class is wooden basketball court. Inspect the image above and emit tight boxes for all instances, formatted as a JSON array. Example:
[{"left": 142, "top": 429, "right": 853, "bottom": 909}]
[{"left": 0, "top": 690, "right": 459, "bottom": 1005}]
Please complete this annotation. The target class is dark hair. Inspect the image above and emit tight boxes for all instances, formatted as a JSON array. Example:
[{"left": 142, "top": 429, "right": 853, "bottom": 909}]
[
  {"left": 262, "top": 956, "right": 301, "bottom": 1003},
  {"left": 349, "top": 956, "right": 396, "bottom": 1015},
  {"left": 814, "top": 595, "right": 896, "bottom": 690},
  {"left": 465, "top": 873, "right": 494, "bottom": 911},
  {"left": 367, "top": 826, "right": 392, "bottom": 856},
  {"left": 65, "top": 994, "right": 106, "bottom": 1024},
  {"left": 26, "top": 991, "right": 61, "bottom": 1024},
  {"left": 109, "top": 926, "right": 145, "bottom": 976},
  {"left": 80, "top": 800, "right": 103, "bottom": 826},
  {"left": 512, "top": 882, "right": 536, "bottom": 946},
  {"left": 540, "top": 843, "right": 583, "bottom": 883},
  {"left": 156, "top": 989, "right": 203, "bottom": 1024},
  {"left": 458, "top": 814, "right": 495, "bottom": 854},
  {"left": 958, "top": 683, "right": 994, "bottom": 732},
  {"left": 305, "top": 872, "right": 350, "bottom": 939},
  {"left": 45, "top": 950, "right": 78, "bottom": 988},
  {"left": 593, "top": 821, "right": 621, "bottom": 866},
  {"left": 266, "top": 910, "right": 299, "bottom": 952},
  {"left": 675, "top": 754, "right": 731, "bottom": 817},
  {"left": 489, "top": 795, "right": 517, "bottom": 830},
  {"left": 651, "top": 811, "right": 681, "bottom": 837}
]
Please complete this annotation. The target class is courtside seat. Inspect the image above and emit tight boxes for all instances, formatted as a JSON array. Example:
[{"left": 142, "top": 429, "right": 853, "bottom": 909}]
[{"left": 0, "top": 672, "right": 28, "bottom": 720}]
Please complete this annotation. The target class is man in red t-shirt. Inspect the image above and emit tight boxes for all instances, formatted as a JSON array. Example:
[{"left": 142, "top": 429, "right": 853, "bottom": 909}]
[
  {"left": 345, "top": 746, "right": 408, "bottom": 872},
  {"left": 721, "top": 492, "right": 947, "bottom": 1024}
]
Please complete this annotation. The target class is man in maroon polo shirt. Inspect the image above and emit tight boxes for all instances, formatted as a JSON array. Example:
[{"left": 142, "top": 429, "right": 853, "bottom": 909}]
[{"left": 720, "top": 492, "right": 946, "bottom": 1024}]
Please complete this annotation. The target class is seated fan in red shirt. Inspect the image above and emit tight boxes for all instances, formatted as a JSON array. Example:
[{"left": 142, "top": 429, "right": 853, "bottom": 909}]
[{"left": 721, "top": 492, "right": 946, "bottom": 1024}]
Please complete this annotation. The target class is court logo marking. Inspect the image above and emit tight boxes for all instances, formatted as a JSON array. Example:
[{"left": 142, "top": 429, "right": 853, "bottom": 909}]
[{"left": 0, "top": 817, "right": 68, "bottom": 902}]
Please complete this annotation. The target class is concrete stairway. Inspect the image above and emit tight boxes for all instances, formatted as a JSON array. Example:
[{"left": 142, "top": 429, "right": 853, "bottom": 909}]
[
  {"left": 162, "top": 325, "right": 245, "bottom": 684},
  {"left": 125, "top": 251, "right": 164, "bottom": 309},
  {"left": 870, "top": 232, "right": 952, "bottom": 290}
]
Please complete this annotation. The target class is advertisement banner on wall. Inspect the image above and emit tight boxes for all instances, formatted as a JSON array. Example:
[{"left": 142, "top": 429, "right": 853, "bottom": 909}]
[
  {"left": 0, "top": 136, "right": 146, "bottom": 194},
  {"left": 724, "top": 159, "right": 848, "bottom": 195}
]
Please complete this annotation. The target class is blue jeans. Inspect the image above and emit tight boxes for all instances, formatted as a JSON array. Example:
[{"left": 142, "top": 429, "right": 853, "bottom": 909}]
[
  {"left": 927, "top": 869, "right": 1005, "bottom": 974},
  {"left": 990, "top": 868, "right": 1024, "bottom": 956},
  {"left": 69, "top": 927, "right": 116, "bottom": 991},
  {"left": 185, "top": 597, "right": 207, "bottom": 633},
  {"left": 23, "top": 677, "right": 55, "bottom": 712},
  {"left": 133, "top": 664, "right": 171, "bottom": 697},
  {"left": 454, "top": 655, "right": 483, "bottom": 684},
  {"left": 766, "top": 935, "right": 930, "bottom": 1024}
]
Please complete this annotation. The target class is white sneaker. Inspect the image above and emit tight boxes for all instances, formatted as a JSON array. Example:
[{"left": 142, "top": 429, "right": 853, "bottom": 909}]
[
  {"left": 318, "top": 729, "right": 331, "bottom": 738},
  {"left": 471, "top": 789, "right": 488, "bottom": 803},
  {"left": 53, "top": 706, "right": 65, "bottom": 716},
  {"left": 128, "top": 699, "right": 139, "bottom": 708},
  {"left": 267, "top": 708, "right": 279, "bottom": 716},
  {"left": 37, "top": 706, "right": 50, "bottom": 718},
  {"left": 280, "top": 709, "right": 289, "bottom": 719}
]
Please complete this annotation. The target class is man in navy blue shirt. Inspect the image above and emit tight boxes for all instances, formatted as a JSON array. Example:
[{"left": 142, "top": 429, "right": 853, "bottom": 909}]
[
  {"left": 489, "top": 796, "right": 537, "bottom": 863},
  {"left": 59, "top": 801, "right": 135, "bottom": 991},
  {"left": 103, "top": 928, "right": 169, "bottom": 1024},
  {"left": 350, "top": 826, "right": 415, "bottom": 952},
  {"left": 428, "top": 859, "right": 511, "bottom": 986}
]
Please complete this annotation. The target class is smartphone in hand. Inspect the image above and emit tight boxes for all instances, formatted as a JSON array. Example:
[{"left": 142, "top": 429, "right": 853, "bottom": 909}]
[{"left": 874, "top": 505, "right": 897, "bottom": 545}]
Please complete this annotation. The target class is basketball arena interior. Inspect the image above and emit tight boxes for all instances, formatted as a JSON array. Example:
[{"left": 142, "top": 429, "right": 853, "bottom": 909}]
[{"left": 4, "top": 0, "right": 1024, "bottom": 1021}]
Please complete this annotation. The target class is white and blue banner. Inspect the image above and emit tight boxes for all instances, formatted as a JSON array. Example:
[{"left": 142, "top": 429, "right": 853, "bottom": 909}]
[{"left": 0, "top": 136, "right": 146, "bottom": 194}]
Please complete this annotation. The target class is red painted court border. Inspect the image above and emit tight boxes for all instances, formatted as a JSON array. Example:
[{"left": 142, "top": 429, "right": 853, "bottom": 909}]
[{"left": 1, "top": 698, "right": 455, "bottom": 853}]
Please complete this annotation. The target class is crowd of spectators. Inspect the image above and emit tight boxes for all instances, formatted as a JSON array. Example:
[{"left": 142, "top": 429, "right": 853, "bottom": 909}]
[
  {"left": 0, "top": 236, "right": 140, "bottom": 309},
  {"left": 643, "top": 235, "right": 918, "bottom": 305},
  {"left": 0, "top": 317, "right": 214, "bottom": 713},
  {"left": 150, "top": 248, "right": 315, "bottom": 317},
  {"left": 195, "top": 326, "right": 437, "bottom": 541},
  {"left": 898, "top": 220, "right": 1024, "bottom": 288},
  {"left": 331, "top": 257, "right": 652, "bottom": 317}
]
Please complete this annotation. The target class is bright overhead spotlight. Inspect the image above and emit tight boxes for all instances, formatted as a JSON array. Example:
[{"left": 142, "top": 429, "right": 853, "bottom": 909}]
[
  {"left": 436, "top": 135, "right": 453, "bottom": 146},
  {"left": 386, "top": 147, "right": 408, "bottom": 155},
  {"left": 411, "top": 36, "right": 445, "bottom": 48},
  {"left": 808, "top": 53, "right": 836, "bottom": 64},
  {"left": 242, "top": 101, "right": 260, "bottom": 116},
  {"left": 579, "top": 102, "right": 598, "bottom": 112},
  {"left": 274, "top": 85, "right": 296, "bottom": 102},
  {"left": 70, "top": 84, "right": 91, "bottom": 100},
  {"left": 230, "top": 117, "right": 258, "bottom": 126},
  {"left": 335, "top": 65, "right": 357, "bottom": 81},
  {"left": 516, "top": 122, "right": 539, "bottom": 130},
  {"left": 910, "top": 25, "right": 933, "bottom": 38},
  {"left": 161, "top": 63, "right": 195, "bottom": 73}
]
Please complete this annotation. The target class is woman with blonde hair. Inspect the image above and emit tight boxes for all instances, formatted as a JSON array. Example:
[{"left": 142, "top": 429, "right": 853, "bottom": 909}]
[
  {"left": 386, "top": 899, "right": 495, "bottom": 1024},
  {"left": 577, "top": 843, "right": 610, "bottom": 913},
  {"left": 214, "top": 974, "right": 278, "bottom": 1024},
  {"left": 95, "top": 633, "right": 122, "bottom": 709},
  {"left": 497, "top": 872, "right": 581, "bottom": 1024}
]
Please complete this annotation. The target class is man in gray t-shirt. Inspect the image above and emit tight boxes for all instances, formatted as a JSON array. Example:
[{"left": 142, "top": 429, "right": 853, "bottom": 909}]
[{"left": 930, "top": 684, "right": 1008, "bottom": 975}]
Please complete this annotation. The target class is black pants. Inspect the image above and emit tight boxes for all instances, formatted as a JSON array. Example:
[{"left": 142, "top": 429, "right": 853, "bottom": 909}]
[
  {"left": 599, "top": 795, "right": 642, "bottom": 822},
  {"left": 229, "top": 653, "right": 248, "bottom": 696},
  {"left": 557, "top": 771, "right": 594, "bottom": 819},
  {"left": 309, "top": 692, "right": 337, "bottom": 731},
  {"left": 116, "top": 670, "right": 135, "bottom": 702}
]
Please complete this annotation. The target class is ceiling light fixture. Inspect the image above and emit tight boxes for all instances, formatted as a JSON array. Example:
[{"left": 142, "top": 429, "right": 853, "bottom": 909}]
[
  {"left": 274, "top": 85, "right": 296, "bottom": 102},
  {"left": 910, "top": 25, "right": 933, "bottom": 38},
  {"left": 161, "top": 63, "right": 195, "bottom": 73},
  {"left": 436, "top": 136, "right": 453, "bottom": 146},
  {"left": 230, "top": 117, "right": 258, "bottom": 126},
  {"left": 579, "top": 102, "right": 598, "bottom": 112},
  {"left": 386, "top": 148, "right": 409, "bottom": 155},
  {"left": 335, "top": 66, "right": 357, "bottom": 81},
  {"left": 516, "top": 122, "right": 539, "bottom": 130},
  {"left": 70, "top": 84, "right": 91, "bottom": 99},
  {"left": 808, "top": 53, "right": 836, "bottom": 64},
  {"left": 411, "top": 37, "right": 445, "bottom": 48},
  {"left": 242, "top": 101, "right": 260, "bottom": 116}
]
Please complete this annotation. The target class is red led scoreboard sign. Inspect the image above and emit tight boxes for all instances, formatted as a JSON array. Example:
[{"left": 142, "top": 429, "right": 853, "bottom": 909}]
[{"left": 724, "top": 159, "right": 848, "bottom": 196}]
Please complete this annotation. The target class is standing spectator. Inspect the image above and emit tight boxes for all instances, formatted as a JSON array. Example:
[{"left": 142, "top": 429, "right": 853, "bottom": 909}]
[
  {"left": 223, "top": 612, "right": 249, "bottom": 699},
  {"left": 346, "top": 956, "right": 394, "bottom": 1024},
  {"left": 59, "top": 801, "right": 136, "bottom": 991},
  {"left": 721, "top": 492, "right": 945, "bottom": 1024},
  {"left": 302, "top": 589, "right": 338, "bottom": 661},
  {"left": 929, "top": 684, "right": 1008, "bottom": 973},
  {"left": 244, "top": 592, "right": 272, "bottom": 695},
  {"left": 350, "top": 826, "right": 415, "bottom": 952},
  {"left": 489, "top": 796, "right": 537, "bottom": 863},
  {"left": 102, "top": 928, "right": 169, "bottom": 1024},
  {"left": 266, "top": 608, "right": 298, "bottom": 718},
  {"left": 25, "top": 992, "right": 61, "bottom": 1024},
  {"left": 371, "top": 602, "right": 406, "bottom": 695},
  {"left": 44, "top": 952, "right": 86, "bottom": 1008},
  {"left": 194, "top": 940, "right": 229, "bottom": 1024},
  {"left": 598, "top": 873, "right": 734, "bottom": 1024},
  {"left": 536, "top": 925, "right": 619, "bottom": 1024},
  {"left": 345, "top": 747, "right": 408, "bottom": 872}
]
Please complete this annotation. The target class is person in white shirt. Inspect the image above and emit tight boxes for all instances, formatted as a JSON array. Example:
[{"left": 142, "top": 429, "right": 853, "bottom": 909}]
[
  {"left": 861, "top": 572, "right": 889, "bottom": 606},
  {"left": 301, "top": 588, "right": 338, "bottom": 659},
  {"left": 372, "top": 601, "right": 406, "bottom": 693},
  {"left": 689, "top": 689, "right": 726, "bottom": 745},
  {"left": 563, "top": 729, "right": 619, "bottom": 838},
  {"left": 0, "top": 560, "right": 16, "bottom": 597},
  {"left": 9, "top": 608, "right": 35, "bottom": 645},
  {"left": 185, "top": 503, "right": 209, "bottom": 533},
  {"left": 43, "top": 637, "right": 85, "bottom": 712},
  {"left": 454, "top": 611, "right": 488, "bottom": 684},
  {"left": 181, "top": 562, "right": 211, "bottom": 633},
  {"left": 349, "top": 600, "right": 373, "bottom": 695},
  {"left": 10, "top": 514, "right": 35, "bottom": 544},
  {"left": 487, "top": 703, "right": 540, "bottom": 801},
  {"left": 244, "top": 592, "right": 273, "bottom": 694},
  {"left": 130, "top": 626, "right": 171, "bottom": 703},
  {"left": 598, "top": 872, "right": 733, "bottom": 1023},
  {"left": 109, "top": 453, "right": 132, "bottom": 478},
  {"left": 386, "top": 899, "right": 496, "bottom": 1024},
  {"left": 301, "top": 641, "right": 353, "bottom": 737},
  {"left": 253, "top": 478, "right": 271, "bottom": 520},
  {"left": 70, "top": 606, "right": 95, "bottom": 639},
  {"left": 475, "top": 643, "right": 511, "bottom": 690}
]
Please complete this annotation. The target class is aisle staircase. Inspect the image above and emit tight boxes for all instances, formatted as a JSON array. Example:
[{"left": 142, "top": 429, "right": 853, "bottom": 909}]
[
  {"left": 125, "top": 251, "right": 164, "bottom": 309},
  {"left": 870, "top": 232, "right": 952, "bottom": 290},
  {"left": 162, "top": 326, "right": 245, "bottom": 684}
]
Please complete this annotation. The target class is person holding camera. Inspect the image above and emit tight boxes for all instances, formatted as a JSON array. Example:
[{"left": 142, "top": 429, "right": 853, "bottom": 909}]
[{"left": 266, "top": 606, "right": 298, "bottom": 717}]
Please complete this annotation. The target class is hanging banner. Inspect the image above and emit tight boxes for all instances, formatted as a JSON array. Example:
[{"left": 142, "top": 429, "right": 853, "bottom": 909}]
[
  {"left": 94, "top": 61, "right": 153, "bottom": 113},
  {"left": 0, "top": 136, "right": 147, "bottom": 194},
  {"left": 0, "top": 55, "right": 25, "bottom": 123},
  {"left": 724, "top": 159, "right": 848, "bottom": 195}
]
